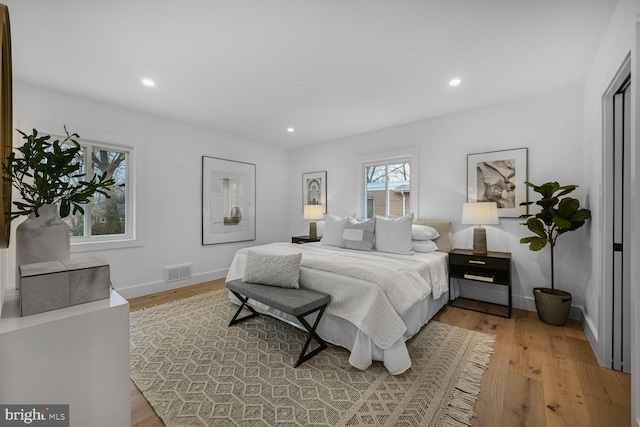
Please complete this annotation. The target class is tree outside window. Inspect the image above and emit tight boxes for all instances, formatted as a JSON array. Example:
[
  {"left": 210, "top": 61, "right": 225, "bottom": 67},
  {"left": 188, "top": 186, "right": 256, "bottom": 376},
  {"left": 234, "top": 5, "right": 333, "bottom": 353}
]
[{"left": 62, "top": 143, "right": 128, "bottom": 238}]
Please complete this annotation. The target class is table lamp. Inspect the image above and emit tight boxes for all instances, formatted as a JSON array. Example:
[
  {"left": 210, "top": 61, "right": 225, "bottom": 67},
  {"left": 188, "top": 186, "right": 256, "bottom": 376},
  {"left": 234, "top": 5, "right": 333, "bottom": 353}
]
[
  {"left": 461, "top": 202, "right": 499, "bottom": 254},
  {"left": 303, "top": 205, "right": 324, "bottom": 239}
]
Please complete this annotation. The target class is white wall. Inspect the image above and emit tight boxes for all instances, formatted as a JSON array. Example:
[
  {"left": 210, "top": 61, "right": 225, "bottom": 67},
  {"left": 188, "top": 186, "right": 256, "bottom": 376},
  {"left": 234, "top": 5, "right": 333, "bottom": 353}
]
[
  {"left": 2, "top": 83, "right": 291, "bottom": 299},
  {"left": 289, "top": 87, "right": 586, "bottom": 312},
  {"left": 581, "top": 0, "right": 640, "bottom": 424},
  {"left": 634, "top": 19, "right": 640, "bottom": 425},
  {"left": 634, "top": 19, "right": 640, "bottom": 427}
]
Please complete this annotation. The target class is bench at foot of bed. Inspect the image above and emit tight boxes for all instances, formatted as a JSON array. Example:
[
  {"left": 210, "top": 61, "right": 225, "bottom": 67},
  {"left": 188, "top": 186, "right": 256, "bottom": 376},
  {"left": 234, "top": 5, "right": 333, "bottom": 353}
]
[{"left": 226, "top": 279, "right": 331, "bottom": 367}]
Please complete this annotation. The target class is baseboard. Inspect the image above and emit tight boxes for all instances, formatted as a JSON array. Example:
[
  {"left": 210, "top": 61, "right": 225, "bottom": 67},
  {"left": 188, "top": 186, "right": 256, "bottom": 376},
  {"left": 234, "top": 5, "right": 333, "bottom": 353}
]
[
  {"left": 459, "top": 283, "right": 582, "bottom": 319},
  {"left": 511, "top": 293, "right": 536, "bottom": 313},
  {"left": 116, "top": 268, "right": 228, "bottom": 299},
  {"left": 581, "top": 311, "right": 603, "bottom": 363},
  {"left": 458, "top": 282, "right": 510, "bottom": 306}
]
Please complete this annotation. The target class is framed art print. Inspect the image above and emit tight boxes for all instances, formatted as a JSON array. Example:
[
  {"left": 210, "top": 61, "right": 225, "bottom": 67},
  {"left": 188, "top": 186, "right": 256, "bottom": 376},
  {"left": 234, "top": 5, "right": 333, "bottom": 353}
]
[
  {"left": 302, "top": 171, "right": 327, "bottom": 214},
  {"left": 467, "top": 148, "right": 528, "bottom": 217},
  {"left": 0, "top": 5, "right": 11, "bottom": 248},
  {"left": 202, "top": 156, "right": 256, "bottom": 245}
]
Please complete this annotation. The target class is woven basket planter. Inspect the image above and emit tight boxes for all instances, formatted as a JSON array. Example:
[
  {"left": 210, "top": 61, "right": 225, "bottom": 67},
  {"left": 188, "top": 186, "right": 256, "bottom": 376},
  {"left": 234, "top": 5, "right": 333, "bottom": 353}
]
[{"left": 533, "top": 287, "right": 572, "bottom": 326}]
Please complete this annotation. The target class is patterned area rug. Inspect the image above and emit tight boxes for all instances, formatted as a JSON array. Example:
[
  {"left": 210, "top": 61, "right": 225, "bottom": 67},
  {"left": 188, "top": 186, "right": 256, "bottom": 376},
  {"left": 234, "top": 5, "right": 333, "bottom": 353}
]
[{"left": 130, "top": 289, "right": 496, "bottom": 427}]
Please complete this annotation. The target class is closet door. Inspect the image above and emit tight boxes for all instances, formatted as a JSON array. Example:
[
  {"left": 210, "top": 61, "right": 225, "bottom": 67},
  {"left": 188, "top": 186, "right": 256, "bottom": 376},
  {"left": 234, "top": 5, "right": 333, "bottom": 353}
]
[{"left": 611, "top": 76, "right": 630, "bottom": 373}]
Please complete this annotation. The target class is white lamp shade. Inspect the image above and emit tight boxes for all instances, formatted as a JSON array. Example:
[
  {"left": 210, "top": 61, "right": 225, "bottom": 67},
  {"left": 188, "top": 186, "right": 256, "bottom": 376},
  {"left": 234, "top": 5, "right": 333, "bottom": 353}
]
[
  {"left": 303, "top": 204, "right": 324, "bottom": 220},
  {"left": 461, "top": 202, "right": 499, "bottom": 225}
]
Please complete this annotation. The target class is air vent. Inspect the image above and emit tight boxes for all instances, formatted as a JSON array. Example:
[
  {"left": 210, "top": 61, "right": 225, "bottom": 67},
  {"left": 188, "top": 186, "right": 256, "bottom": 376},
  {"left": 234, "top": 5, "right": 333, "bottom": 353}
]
[{"left": 163, "top": 263, "right": 192, "bottom": 283}]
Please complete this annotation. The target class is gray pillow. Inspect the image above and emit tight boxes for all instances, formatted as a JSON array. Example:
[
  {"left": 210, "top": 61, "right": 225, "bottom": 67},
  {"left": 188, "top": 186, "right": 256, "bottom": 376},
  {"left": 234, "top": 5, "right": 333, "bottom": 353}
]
[
  {"left": 343, "top": 217, "right": 375, "bottom": 251},
  {"left": 320, "top": 214, "right": 350, "bottom": 248},
  {"left": 243, "top": 250, "right": 302, "bottom": 288},
  {"left": 374, "top": 213, "right": 415, "bottom": 254}
]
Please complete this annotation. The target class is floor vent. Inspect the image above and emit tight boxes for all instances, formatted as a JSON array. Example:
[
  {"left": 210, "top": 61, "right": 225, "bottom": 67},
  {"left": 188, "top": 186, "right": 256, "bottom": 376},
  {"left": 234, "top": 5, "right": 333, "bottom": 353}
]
[{"left": 163, "top": 263, "right": 192, "bottom": 283}]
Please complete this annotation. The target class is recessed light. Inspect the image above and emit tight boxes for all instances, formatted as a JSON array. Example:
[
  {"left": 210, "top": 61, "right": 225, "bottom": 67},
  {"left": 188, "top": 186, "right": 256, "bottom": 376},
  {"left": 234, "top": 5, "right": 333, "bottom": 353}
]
[
  {"left": 449, "top": 78, "right": 461, "bottom": 87},
  {"left": 287, "top": 128, "right": 295, "bottom": 133},
  {"left": 142, "top": 78, "right": 156, "bottom": 88}
]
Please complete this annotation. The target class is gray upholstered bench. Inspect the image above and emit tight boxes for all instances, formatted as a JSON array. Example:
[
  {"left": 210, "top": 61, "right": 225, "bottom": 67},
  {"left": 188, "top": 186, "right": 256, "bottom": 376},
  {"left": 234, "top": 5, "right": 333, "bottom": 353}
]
[{"left": 226, "top": 279, "right": 331, "bottom": 367}]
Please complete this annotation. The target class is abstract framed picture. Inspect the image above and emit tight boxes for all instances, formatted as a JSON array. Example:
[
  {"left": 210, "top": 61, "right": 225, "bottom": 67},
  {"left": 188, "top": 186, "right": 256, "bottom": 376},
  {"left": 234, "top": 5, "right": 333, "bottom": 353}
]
[
  {"left": 202, "top": 156, "right": 256, "bottom": 245},
  {"left": 302, "top": 171, "right": 327, "bottom": 214},
  {"left": 467, "top": 148, "right": 528, "bottom": 217}
]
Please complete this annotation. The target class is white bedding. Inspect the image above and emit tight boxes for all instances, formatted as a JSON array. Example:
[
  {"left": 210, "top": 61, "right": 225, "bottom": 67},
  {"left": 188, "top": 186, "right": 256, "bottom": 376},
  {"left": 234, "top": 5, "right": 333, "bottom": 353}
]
[{"left": 226, "top": 242, "right": 449, "bottom": 374}]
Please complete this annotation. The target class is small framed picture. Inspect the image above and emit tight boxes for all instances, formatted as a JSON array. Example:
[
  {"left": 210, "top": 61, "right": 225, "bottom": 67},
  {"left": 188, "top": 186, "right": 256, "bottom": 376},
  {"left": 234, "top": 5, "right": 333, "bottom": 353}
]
[
  {"left": 302, "top": 171, "right": 327, "bottom": 214},
  {"left": 467, "top": 148, "right": 528, "bottom": 217}
]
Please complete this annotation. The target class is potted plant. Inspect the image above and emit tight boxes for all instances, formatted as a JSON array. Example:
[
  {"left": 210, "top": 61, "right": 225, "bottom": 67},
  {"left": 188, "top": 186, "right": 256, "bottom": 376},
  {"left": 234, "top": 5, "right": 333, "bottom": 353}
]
[
  {"left": 3, "top": 127, "right": 116, "bottom": 286},
  {"left": 519, "top": 181, "right": 591, "bottom": 326}
]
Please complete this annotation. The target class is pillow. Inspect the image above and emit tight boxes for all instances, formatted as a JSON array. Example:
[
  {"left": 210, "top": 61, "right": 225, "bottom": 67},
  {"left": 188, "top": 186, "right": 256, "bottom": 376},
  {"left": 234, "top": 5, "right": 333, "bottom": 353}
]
[
  {"left": 374, "top": 213, "right": 414, "bottom": 255},
  {"left": 412, "top": 239, "right": 439, "bottom": 253},
  {"left": 343, "top": 217, "right": 375, "bottom": 251},
  {"left": 316, "top": 220, "right": 325, "bottom": 238},
  {"left": 412, "top": 224, "right": 440, "bottom": 241},
  {"left": 320, "top": 214, "right": 353, "bottom": 248},
  {"left": 243, "top": 250, "right": 302, "bottom": 288}
]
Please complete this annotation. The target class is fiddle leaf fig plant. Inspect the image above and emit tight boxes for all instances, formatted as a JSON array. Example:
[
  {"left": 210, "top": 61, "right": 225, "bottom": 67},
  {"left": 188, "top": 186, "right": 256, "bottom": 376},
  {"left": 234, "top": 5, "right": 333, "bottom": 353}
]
[
  {"left": 3, "top": 127, "right": 116, "bottom": 222},
  {"left": 520, "top": 181, "right": 591, "bottom": 289}
]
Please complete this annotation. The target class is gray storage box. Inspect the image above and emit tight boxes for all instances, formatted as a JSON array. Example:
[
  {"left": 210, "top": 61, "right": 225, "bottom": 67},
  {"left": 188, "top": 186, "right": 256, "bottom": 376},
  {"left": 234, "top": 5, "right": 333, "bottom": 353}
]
[{"left": 19, "top": 257, "right": 111, "bottom": 316}]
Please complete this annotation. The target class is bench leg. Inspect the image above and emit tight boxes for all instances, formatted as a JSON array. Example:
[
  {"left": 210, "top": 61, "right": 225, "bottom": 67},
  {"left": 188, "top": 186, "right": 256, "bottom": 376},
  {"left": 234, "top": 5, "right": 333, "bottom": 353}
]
[
  {"left": 227, "top": 292, "right": 329, "bottom": 368},
  {"left": 294, "top": 304, "right": 329, "bottom": 368},
  {"left": 228, "top": 290, "right": 259, "bottom": 326}
]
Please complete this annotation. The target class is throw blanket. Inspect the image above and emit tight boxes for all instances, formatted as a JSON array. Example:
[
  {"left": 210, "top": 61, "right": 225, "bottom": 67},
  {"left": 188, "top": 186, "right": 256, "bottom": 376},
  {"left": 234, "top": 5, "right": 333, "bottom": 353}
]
[{"left": 226, "top": 243, "right": 448, "bottom": 349}]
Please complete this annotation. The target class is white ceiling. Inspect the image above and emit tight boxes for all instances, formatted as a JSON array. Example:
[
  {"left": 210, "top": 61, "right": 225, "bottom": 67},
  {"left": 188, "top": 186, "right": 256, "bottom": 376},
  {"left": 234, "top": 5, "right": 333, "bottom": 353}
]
[{"left": 3, "top": 0, "right": 618, "bottom": 149}]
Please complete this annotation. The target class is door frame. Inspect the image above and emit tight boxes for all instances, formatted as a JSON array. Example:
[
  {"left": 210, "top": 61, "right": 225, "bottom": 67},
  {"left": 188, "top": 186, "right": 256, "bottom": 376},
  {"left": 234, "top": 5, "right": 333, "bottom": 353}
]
[{"left": 600, "top": 55, "right": 631, "bottom": 370}]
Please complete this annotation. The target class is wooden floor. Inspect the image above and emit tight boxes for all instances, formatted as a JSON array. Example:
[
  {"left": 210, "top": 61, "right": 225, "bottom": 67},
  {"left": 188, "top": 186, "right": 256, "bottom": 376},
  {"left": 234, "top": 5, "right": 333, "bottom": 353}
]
[{"left": 128, "top": 279, "right": 631, "bottom": 427}]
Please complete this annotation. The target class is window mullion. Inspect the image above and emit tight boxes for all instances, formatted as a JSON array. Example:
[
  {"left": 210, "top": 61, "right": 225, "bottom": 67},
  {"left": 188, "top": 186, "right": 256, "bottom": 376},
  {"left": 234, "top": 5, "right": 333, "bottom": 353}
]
[
  {"left": 85, "top": 145, "right": 93, "bottom": 237},
  {"left": 384, "top": 163, "right": 390, "bottom": 217}
]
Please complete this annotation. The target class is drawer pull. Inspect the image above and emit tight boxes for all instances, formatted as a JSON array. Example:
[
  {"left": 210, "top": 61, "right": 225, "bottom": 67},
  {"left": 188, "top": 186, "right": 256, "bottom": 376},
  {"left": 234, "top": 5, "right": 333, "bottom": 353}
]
[{"left": 468, "top": 260, "right": 486, "bottom": 265}]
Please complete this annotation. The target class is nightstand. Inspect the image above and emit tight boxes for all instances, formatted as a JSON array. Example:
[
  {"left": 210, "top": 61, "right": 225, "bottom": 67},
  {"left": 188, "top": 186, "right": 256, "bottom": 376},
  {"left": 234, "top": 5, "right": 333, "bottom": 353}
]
[
  {"left": 448, "top": 248, "right": 512, "bottom": 318},
  {"left": 291, "top": 235, "right": 321, "bottom": 244}
]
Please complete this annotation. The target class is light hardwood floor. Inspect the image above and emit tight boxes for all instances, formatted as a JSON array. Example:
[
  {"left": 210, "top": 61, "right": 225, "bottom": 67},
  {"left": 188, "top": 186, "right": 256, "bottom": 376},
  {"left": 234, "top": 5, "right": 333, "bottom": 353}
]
[{"left": 129, "top": 279, "right": 631, "bottom": 427}]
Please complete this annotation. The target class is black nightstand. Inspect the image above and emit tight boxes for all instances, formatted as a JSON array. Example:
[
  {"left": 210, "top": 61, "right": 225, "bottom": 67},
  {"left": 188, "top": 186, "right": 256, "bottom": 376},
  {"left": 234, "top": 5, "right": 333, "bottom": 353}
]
[
  {"left": 448, "top": 248, "right": 512, "bottom": 318},
  {"left": 291, "top": 235, "right": 321, "bottom": 244}
]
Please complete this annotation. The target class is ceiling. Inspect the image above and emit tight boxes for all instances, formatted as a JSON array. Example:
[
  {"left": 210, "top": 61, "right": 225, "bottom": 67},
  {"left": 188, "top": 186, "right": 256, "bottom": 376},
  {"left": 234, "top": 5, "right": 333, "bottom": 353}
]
[{"left": 3, "top": 0, "right": 618, "bottom": 149}]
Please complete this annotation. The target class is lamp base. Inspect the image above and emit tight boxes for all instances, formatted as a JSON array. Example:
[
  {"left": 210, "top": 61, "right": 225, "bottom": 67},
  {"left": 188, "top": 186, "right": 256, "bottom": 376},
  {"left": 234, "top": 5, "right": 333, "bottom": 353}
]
[
  {"left": 309, "top": 221, "right": 317, "bottom": 240},
  {"left": 472, "top": 226, "right": 488, "bottom": 255}
]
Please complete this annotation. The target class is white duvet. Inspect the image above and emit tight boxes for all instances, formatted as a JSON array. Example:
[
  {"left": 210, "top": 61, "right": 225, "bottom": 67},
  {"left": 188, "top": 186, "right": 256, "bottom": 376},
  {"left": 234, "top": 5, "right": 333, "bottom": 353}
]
[{"left": 226, "top": 242, "right": 448, "bottom": 350}]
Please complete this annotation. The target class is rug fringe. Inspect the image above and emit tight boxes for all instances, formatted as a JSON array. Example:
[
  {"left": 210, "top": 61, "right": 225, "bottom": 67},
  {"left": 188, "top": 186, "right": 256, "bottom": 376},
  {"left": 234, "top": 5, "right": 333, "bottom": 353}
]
[{"left": 445, "top": 335, "right": 496, "bottom": 427}]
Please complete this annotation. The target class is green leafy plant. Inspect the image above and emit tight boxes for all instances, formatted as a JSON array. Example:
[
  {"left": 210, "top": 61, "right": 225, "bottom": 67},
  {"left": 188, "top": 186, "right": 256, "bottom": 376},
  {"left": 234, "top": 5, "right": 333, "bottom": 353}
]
[
  {"left": 3, "top": 127, "right": 116, "bottom": 221},
  {"left": 520, "top": 181, "right": 591, "bottom": 289}
]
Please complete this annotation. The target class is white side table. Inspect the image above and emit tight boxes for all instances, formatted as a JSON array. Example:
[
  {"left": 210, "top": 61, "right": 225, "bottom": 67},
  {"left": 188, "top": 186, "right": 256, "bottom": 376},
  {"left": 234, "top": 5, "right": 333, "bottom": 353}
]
[{"left": 0, "top": 290, "right": 130, "bottom": 427}]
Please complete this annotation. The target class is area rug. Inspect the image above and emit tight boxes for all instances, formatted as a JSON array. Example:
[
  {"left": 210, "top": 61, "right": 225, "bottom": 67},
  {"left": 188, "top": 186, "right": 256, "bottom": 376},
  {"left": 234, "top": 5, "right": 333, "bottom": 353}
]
[{"left": 130, "top": 289, "right": 496, "bottom": 427}]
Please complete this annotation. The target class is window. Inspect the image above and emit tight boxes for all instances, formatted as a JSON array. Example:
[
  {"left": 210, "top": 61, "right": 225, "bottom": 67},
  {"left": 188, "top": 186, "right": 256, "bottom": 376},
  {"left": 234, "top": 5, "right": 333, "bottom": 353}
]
[
  {"left": 17, "top": 120, "right": 141, "bottom": 251},
  {"left": 61, "top": 141, "right": 129, "bottom": 241},
  {"left": 358, "top": 149, "right": 418, "bottom": 219}
]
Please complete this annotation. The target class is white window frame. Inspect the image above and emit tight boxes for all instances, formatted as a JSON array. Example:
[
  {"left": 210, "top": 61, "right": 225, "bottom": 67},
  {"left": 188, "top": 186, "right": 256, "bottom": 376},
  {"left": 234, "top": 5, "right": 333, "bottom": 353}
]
[
  {"left": 17, "top": 120, "right": 143, "bottom": 252},
  {"left": 71, "top": 139, "right": 132, "bottom": 242},
  {"left": 355, "top": 148, "right": 419, "bottom": 219}
]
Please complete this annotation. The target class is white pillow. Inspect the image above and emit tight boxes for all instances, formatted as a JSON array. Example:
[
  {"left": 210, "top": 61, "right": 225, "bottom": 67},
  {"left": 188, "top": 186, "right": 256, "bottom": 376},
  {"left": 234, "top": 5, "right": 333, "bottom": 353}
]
[
  {"left": 343, "top": 217, "right": 375, "bottom": 251},
  {"left": 412, "top": 224, "right": 440, "bottom": 241},
  {"left": 374, "top": 213, "right": 414, "bottom": 255},
  {"left": 243, "top": 250, "right": 301, "bottom": 288},
  {"left": 320, "top": 214, "right": 350, "bottom": 247},
  {"left": 412, "top": 239, "right": 439, "bottom": 253},
  {"left": 316, "top": 220, "right": 325, "bottom": 238}
]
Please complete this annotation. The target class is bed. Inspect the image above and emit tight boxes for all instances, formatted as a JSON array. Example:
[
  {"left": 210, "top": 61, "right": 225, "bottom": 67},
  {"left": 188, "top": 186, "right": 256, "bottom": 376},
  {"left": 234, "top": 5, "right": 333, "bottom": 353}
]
[{"left": 225, "top": 219, "right": 451, "bottom": 375}]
